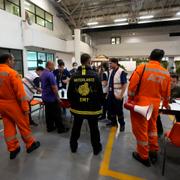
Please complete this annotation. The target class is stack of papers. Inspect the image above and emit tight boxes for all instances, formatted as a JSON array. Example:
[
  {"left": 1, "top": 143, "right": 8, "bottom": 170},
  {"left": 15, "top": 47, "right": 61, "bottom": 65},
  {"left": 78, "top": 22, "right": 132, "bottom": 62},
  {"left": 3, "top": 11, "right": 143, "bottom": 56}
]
[
  {"left": 175, "top": 99, "right": 180, "bottom": 105},
  {"left": 170, "top": 103, "right": 180, "bottom": 111}
]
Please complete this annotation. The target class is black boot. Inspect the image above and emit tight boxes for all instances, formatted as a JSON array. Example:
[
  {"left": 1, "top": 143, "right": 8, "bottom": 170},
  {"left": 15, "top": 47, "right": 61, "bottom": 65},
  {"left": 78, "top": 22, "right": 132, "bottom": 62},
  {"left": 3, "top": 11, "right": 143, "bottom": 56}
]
[
  {"left": 58, "top": 127, "right": 69, "bottom": 134},
  {"left": 120, "top": 125, "right": 125, "bottom": 132},
  {"left": 149, "top": 151, "right": 158, "bottom": 164},
  {"left": 93, "top": 144, "right": 102, "bottom": 155},
  {"left": 132, "top": 152, "right": 151, "bottom": 167},
  {"left": 10, "top": 147, "right": 21, "bottom": 160},
  {"left": 70, "top": 142, "right": 78, "bottom": 153},
  {"left": 27, "top": 141, "right": 40, "bottom": 153}
]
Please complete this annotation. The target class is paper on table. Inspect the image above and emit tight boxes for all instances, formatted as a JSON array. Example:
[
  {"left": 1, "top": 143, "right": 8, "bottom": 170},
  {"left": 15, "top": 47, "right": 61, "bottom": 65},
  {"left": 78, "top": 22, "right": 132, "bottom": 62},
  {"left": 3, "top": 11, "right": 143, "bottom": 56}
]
[
  {"left": 160, "top": 102, "right": 180, "bottom": 111},
  {"left": 58, "top": 89, "right": 67, "bottom": 99},
  {"left": 175, "top": 99, "right": 180, "bottom": 105},
  {"left": 169, "top": 103, "right": 180, "bottom": 111}
]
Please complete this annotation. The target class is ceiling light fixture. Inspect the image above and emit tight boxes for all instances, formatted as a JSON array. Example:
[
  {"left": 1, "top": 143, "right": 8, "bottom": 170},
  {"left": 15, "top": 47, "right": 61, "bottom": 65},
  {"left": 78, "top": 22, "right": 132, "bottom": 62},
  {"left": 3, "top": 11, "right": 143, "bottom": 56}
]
[
  {"left": 138, "top": 20, "right": 153, "bottom": 24},
  {"left": 83, "top": 22, "right": 129, "bottom": 29},
  {"left": 139, "top": 15, "right": 154, "bottom": 20},
  {"left": 176, "top": 12, "right": 180, "bottom": 16},
  {"left": 114, "top": 18, "right": 127, "bottom": 23},
  {"left": 87, "top": 22, "right": 99, "bottom": 26},
  {"left": 116, "top": 22, "right": 129, "bottom": 26},
  {"left": 56, "top": 0, "right": 62, "bottom": 2}
]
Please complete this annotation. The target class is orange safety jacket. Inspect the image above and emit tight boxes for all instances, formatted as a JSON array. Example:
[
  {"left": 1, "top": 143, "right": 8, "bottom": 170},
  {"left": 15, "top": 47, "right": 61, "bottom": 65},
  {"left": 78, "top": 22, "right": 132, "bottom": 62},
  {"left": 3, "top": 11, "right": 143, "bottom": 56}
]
[
  {"left": 128, "top": 60, "right": 171, "bottom": 107},
  {"left": 0, "top": 64, "right": 29, "bottom": 112}
]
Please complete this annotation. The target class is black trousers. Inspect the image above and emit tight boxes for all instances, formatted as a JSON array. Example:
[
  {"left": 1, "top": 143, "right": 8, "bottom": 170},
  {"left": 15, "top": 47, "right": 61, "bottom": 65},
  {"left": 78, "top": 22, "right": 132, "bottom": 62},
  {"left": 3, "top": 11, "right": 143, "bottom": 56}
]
[
  {"left": 44, "top": 101, "right": 64, "bottom": 131},
  {"left": 70, "top": 116, "right": 101, "bottom": 151},
  {"left": 102, "top": 93, "right": 108, "bottom": 118},
  {"left": 157, "top": 115, "right": 163, "bottom": 135},
  {"left": 107, "top": 95, "right": 125, "bottom": 126},
  {"left": 175, "top": 114, "right": 180, "bottom": 122}
]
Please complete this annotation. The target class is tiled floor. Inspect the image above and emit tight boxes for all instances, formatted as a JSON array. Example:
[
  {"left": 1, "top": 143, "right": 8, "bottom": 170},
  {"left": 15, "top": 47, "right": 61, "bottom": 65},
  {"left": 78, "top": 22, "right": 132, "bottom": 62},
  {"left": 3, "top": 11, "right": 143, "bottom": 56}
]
[{"left": 0, "top": 110, "right": 179, "bottom": 180}]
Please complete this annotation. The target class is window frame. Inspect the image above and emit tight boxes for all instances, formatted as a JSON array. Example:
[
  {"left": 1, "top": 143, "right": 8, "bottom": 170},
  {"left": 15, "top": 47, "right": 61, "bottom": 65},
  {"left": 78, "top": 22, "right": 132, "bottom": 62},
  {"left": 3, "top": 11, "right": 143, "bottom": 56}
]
[
  {"left": 0, "top": 47, "right": 24, "bottom": 75},
  {"left": 111, "top": 37, "right": 121, "bottom": 45},
  {"left": 25, "top": 0, "right": 53, "bottom": 30},
  {"left": 27, "top": 51, "right": 54, "bottom": 70},
  {"left": 0, "top": 0, "right": 21, "bottom": 17}
]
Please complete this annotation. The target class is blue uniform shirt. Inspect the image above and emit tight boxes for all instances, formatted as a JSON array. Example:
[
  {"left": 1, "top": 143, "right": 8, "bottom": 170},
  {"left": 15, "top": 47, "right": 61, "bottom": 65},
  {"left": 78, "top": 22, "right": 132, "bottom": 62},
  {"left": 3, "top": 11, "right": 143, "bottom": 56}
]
[{"left": 53, "top": 68, "right": 70, "bottom": 90}]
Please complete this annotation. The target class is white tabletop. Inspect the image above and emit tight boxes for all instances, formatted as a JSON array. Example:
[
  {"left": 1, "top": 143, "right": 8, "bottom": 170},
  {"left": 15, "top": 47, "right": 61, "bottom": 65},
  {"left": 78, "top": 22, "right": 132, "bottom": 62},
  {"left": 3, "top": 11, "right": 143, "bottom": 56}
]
[{"left": 34, "top": 89, "right": 67, "bottom": 100}]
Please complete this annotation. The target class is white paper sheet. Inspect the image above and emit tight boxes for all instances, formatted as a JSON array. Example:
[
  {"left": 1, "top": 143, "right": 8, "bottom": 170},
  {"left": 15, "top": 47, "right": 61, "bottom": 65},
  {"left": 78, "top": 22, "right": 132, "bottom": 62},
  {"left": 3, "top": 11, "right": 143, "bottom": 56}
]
[{"left": 175, "top": 99, "right": 180, "bottom": 105}]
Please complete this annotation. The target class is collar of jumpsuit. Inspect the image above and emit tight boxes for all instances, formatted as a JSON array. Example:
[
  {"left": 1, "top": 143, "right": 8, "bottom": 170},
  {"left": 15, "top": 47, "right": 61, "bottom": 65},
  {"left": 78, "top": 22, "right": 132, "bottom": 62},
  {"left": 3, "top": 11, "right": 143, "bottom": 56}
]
[
  {"left": 149, "top": 60, "right": 161, "bottom": 65},
  {"left": 0, "top": 64, "right": 9, "bottom": 67}
]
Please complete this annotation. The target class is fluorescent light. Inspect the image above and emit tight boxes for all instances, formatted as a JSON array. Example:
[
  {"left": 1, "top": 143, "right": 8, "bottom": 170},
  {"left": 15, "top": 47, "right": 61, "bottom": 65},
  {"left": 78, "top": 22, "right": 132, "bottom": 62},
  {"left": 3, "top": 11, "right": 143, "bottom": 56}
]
[
  {"left": 116, "top": 22, "right": 129, "bottom": 26},
  {"left": 82, "top": 22, "right": 129, "bottom": 29},
  {"left": 114, "top": 18, "right": 127, "bottom": 23},
  {"left": 164, "top": 17, "right": 180, "bottom": 21},
  {"left": 176, "top": 12, "right": 180, "bottom": 16},
  {"left": 87, "top": 22, "right": 99, "bottom": 26},
  {"left": 139, "top": 15, "right": 154, "bottom": 20},
  {"left": 138, "top": 20, "right": 153, "bottom": 24}
]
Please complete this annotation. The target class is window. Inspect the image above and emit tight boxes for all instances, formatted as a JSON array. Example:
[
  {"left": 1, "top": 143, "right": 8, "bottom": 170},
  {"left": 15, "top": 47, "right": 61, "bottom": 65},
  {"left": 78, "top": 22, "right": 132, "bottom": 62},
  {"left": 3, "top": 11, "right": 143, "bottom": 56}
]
[
  {"left": 0, "top": 0, "right": 20, "bottom": 16},
  {"left": 36, "top": 16, "right": 45, "bottom": 26},
  {"left": 0, "top": 48, "right": 23, "bottom": 75},
  {"left": 111, "top": 38, "right": 116, "bottom": 45},
  {"left": 0, "top": 0, "right": 4, "bottom": 9},
  {"left": 24, "top": 0, "right": 53, "bottom": 30},
  {"left": 27, "top": 51, "right": 54, "bottom": 70},
  {"left": 111, "top": 37, "right": 121, "bottom": 45}
]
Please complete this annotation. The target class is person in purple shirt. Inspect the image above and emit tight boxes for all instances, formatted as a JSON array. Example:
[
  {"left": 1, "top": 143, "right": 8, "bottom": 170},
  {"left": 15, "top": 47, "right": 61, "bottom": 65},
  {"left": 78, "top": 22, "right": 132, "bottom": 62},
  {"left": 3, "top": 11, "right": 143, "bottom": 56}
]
[{"left": 40, "top": 61, "right": 69, "bottom": 133}]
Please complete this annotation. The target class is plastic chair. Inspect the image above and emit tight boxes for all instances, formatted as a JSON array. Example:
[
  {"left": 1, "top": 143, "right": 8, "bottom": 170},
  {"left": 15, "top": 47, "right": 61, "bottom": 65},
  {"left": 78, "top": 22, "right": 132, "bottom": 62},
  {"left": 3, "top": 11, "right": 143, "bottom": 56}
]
[
  {"left": 30, "top": 99, "right": 45, "bottom": 121},
  {"left": 162, "top": 122, "right": 180, "bottom": 175}
]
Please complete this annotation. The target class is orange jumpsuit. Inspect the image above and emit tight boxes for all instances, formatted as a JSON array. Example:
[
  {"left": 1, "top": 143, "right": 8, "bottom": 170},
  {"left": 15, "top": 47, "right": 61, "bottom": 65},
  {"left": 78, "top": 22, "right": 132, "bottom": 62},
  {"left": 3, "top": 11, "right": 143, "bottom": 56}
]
[
  {"left": 0, "top": 64, "right": 35, "bottom": 152},
  {"left": 128, "top": 60, "right": 170, "bottom": 160}
]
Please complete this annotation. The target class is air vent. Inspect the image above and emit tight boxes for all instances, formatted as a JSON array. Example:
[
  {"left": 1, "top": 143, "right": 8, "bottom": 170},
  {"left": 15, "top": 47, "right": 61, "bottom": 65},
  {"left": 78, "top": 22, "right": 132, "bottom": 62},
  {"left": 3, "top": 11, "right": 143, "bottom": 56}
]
[{"left": 169, "top": 32, "right": 180, "bottom": 36}]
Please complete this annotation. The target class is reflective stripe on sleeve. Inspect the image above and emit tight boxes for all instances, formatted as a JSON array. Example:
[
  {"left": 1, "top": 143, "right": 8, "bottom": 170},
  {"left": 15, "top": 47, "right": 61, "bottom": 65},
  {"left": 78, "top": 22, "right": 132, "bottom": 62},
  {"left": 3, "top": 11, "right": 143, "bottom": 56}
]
[{"left": 0, "top": 72, "right": 9, "bottom": 76}]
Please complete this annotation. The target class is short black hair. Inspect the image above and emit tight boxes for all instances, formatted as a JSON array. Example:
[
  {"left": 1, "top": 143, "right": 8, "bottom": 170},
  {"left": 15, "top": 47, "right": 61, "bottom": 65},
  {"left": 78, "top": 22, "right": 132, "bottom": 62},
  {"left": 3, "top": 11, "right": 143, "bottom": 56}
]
[
  {"left": 171, "top": 74, "right": 179, "bottom": 81},
  {"left": 57, "top": 59, "right": 64, "bottom": 66},
  {"left": 81, "top": 53, "right": 91, "bottom": 65},
  {"left": 36, "top": 66, "right": 44, "bottom": 71},
  {"left": 72, "top": 62, "right": 78, "bottom": 66},
  {"left": 0, "top": 54, "right": 13, "bottom": 64},
  {"left": 149, "top": 49, "right": 165, "bottom": 61},
  {"left": 102, "top": 62, "right": 109, "bottom": 71},
  {"left": 109, "top": 58, "right": 118, "bottom": 64}
]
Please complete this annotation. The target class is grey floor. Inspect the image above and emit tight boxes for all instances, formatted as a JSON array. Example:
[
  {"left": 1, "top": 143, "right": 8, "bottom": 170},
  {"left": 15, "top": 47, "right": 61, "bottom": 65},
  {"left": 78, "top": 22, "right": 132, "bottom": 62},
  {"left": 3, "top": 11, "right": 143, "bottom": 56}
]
[{"left": 0, "top": 109, "right": 180, "bottom": 180}]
